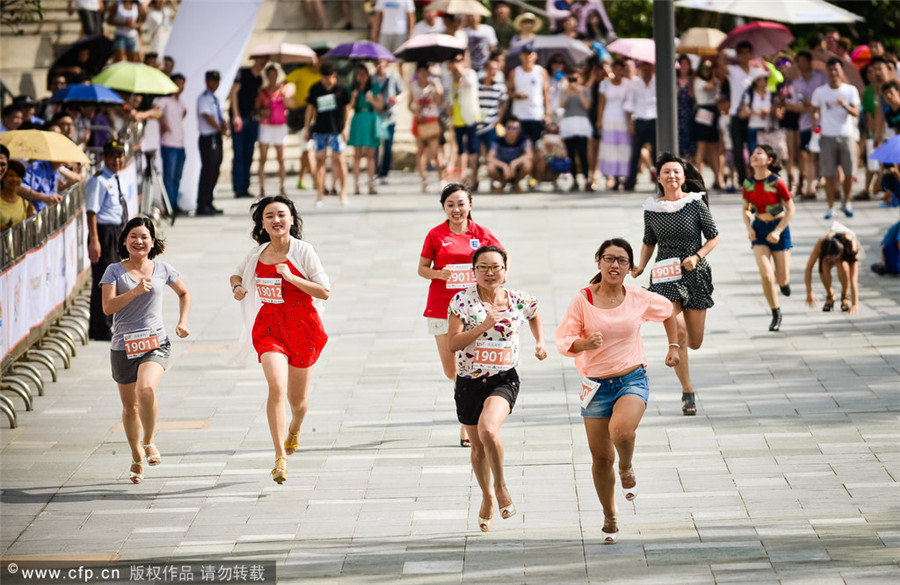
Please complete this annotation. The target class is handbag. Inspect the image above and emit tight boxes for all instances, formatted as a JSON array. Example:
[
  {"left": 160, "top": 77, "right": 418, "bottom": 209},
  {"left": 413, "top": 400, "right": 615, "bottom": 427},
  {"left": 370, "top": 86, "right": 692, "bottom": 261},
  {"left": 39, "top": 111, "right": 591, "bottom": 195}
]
[
  {"left": 375, "top": 114, "right": 390, "bottom": 141},
  {"left": 418, "top": 120, "right": 441, "bottom": 141},
  {"left": 286, "top": 107, "right": 305, "bottom": 133}
]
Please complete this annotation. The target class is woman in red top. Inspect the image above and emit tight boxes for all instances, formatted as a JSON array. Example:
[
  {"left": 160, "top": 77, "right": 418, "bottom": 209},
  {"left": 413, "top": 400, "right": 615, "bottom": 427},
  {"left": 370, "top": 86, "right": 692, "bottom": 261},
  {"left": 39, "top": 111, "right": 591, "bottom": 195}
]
[
  {"left": 741, "top": 145, "right": 795, "bottom": 332},
  {"left": 256, "top": 63, "right": 296, "bottom": 197},
  {"left": 230, "top": 196, "right": 330, "bottom": 484},
  {"left": 418, "top": 183, "right": 503, "bottom": 447}
]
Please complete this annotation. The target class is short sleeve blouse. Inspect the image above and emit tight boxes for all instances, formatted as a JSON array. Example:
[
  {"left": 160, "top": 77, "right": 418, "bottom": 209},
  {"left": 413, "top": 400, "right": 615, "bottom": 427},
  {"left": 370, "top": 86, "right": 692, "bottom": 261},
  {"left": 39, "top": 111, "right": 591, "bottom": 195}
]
[{"left": 100, "top": 261, "right": 180, "bottom": 351}]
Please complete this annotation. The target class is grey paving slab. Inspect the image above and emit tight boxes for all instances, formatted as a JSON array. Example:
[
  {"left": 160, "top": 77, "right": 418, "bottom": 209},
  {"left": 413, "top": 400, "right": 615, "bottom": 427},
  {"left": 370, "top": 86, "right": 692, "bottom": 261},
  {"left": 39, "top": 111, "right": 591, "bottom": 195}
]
[{"left": 2, "top": 171, "right": 899, "bottom": 584}]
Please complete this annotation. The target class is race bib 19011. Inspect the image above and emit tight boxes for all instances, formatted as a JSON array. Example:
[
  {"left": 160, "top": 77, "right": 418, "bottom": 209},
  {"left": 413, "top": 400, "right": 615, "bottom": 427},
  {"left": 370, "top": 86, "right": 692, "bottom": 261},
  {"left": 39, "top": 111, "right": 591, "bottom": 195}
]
[
  {"left": 124, "top": 329, "right": 160, "bottom": 359},
  {"left": 651, "top": 257, "right": 682, "bottom": 284},
  {"left": 473, "top": 339, "right": 514, "bottom": 370},
  {"left": 446, "top": 263, "right": 477, "bottom": 289},
  {"left": 257, "top": 277, "right": 284, "bottom": 304}
]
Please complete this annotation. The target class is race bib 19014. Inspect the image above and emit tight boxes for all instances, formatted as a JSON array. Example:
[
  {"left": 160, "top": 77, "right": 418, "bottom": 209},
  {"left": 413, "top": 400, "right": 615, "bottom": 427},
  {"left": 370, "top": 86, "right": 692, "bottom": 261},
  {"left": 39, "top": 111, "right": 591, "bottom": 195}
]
[
  {"left": 473, "top": 339, "right": 514, "bottom": 370},
  {"left": 651, "top": 257, "right": 682, "bottom": 284},
  {"left": 446, "top": 263, "right": 477, "bottom": 289}
]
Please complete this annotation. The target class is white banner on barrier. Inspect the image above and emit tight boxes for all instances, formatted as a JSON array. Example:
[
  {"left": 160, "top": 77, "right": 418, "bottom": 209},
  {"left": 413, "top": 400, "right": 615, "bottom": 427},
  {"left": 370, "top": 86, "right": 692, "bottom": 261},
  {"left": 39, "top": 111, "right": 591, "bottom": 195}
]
[
  {"left": 6, "top": 261, "right": 29, "bottom": 350},
  {"left": 26, "top": 246, "right": 48, "bottom": 329},
  {"left": 48, "top": 230, "right": 66, "bottom": 308},
  {"left": 0, "top": 271, "right": 8, "bottom": 359},
  {"left": 65, "top": 218, "right": 78, "bottom": 297}
]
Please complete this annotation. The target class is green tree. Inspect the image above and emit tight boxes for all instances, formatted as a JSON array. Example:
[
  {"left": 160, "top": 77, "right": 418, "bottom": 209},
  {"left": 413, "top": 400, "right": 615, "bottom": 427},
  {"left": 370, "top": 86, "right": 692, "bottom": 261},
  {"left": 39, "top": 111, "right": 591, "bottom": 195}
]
[{"left": 1, "top": 0, "right": 44, "bottom": 34}]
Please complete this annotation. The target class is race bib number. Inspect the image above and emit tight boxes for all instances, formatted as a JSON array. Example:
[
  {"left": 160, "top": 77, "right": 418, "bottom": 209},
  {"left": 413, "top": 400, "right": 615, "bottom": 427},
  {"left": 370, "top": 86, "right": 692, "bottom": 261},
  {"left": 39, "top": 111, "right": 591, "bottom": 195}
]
[
  {"left": 473, "top": 339, "right": 514, "bottom": 369},
  {"left": 124, "top": 329, "right": 160, "bottom": 359},
  {"left": 580, "top": 377, "right": 601, "bottom": 408},
  {"left": 317, "top": 93, "right": 337, "bottom": 113},
  {"left": 446, "top": 263, "right": 477, "bottom": 289},
  {"left": 651, "top": 257, "right": 682, "bottom": 284},
  {"left": 257, "top": 277, "right": 284, "bottom": 304},
  {"left": 694, "top": 108, "right": 714, "bottom": 126}
]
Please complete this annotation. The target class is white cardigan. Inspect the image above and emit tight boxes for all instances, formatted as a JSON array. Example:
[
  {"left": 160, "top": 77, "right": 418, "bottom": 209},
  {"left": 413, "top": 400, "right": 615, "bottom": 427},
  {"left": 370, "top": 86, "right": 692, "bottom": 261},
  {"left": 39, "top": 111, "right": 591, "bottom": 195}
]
[{"left": 232, "top": 237, "right": 331, "bottom": 363}]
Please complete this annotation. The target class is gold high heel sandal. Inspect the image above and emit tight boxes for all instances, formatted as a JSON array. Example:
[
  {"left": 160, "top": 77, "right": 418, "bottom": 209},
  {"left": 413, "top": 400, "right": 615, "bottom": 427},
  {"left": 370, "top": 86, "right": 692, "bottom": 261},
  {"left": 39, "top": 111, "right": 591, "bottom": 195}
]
[
  {"left": 272, "top": 457, "right": 288, "bottom": 484},
  {"left": 284, "top": 430, "right": 300, "bottom": 456}
]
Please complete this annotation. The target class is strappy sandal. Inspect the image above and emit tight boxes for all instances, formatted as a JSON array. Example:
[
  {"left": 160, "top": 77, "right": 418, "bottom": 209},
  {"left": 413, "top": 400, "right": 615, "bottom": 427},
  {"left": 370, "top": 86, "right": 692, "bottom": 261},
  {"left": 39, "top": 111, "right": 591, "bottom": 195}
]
[
  {"left": 602, "top": 515, "right": 618, "bottom": 544},
  {"left": 823, "top": 294, "right": 835, "bottom": 312},
  {"left": 284, "top": 429, "right": 300, "bottom": 456},
  {"left": 619, "top": 467, "right": 638, "bottom": 501},
  {"left": 682, "top": 392, "right": 697, "bottom": 416},
  {"left": 272, "top": 456, "right": 287, "bottom": 484},
  {"left": 129, "top": 461, "right": 144, "bottom": 484},
  {"left": 143, "top": 443, "right": 161, "bottom": 466},
  {"left": 840, "top": 295, "right": 850, "bottom": 312},
  {"left": 478, "top": 493, "right": 494, "bottom": 532}
]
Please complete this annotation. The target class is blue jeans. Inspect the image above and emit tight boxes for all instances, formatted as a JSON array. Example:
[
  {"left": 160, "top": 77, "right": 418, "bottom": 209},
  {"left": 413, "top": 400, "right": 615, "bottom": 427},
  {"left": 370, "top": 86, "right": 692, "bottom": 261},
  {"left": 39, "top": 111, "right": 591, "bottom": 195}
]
[
  {"left": 231, "top": 118, "right": 258, "bottom": 194},
  {"left": 377, "top": 122, "right": 395, "bottom": 178},
  {"left": 160, "top": 146, "right": 185, "bottom": 209}
]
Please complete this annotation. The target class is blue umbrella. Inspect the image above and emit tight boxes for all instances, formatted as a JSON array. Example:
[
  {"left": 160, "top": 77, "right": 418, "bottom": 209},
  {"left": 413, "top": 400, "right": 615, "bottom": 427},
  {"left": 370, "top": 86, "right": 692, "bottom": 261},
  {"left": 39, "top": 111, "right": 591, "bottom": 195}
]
[
  {"left": 870, "top": 135, "right": 900, "bottom": 165},
  {"left": 50, "top": 84, "right": 125, "bottom": 104},
  {"left": 324, "top": 41, "right": 395, "bottom": 62}
]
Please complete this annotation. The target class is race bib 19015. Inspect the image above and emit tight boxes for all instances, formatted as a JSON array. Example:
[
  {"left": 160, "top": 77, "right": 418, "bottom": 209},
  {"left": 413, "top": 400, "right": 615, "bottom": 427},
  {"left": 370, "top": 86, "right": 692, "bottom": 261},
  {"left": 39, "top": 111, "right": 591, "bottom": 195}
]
[{"left": 651, "top": 257, "right": 682, "bottom": 284}]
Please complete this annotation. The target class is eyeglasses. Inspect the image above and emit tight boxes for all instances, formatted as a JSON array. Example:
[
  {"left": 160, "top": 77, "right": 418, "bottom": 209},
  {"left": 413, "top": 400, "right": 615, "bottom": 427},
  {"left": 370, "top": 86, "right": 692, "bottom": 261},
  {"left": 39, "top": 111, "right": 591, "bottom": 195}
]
[
  {"left": 600, "top": 255, "right": 630, "bottom": 266},
  {"left": 474, "top": 264, "right": 506, "bottom": 274},
  {"left": 505, "top": 124, "right": 520, "bottom": 130}
]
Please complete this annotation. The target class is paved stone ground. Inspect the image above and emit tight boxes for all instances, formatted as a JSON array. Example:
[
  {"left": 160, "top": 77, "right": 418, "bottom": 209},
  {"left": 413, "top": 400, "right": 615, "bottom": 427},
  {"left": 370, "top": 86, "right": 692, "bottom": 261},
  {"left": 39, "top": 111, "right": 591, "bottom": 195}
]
[{"left": 2, "top": 170, "right": 899, "bottom": 584}]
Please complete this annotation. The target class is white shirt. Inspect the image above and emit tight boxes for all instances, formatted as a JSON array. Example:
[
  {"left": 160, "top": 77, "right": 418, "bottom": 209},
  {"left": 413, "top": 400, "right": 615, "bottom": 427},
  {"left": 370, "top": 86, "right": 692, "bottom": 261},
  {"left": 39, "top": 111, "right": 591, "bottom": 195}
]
[
  {"left": 742, "top": 89, "right": 772, "bottom": 129},
  {"left": 811, "top": 82, "right": 860, "bottom": 137},
  {"left": 413, "top": 19, "right": 445, "bottom": 36},
  {"left": 624, "top": 75, "right": 657, "bottom": 120},
  {"left": 510, "top": 65, "right": 546, "bottom": 121},
  {"left": 196, "top": 90, "right": 223, "bottom": 136},
  {"left": 727, "top": 64, "right": 766, "bottom": 115},
  {"left": 375, "top": 0, "right": 415, "bottom": 35},
  {"left": 74, "top": 0, "right": 101, "bottom": 9},
  {"left": 154, "top": 94, "right": 186, "bottom": 148}
]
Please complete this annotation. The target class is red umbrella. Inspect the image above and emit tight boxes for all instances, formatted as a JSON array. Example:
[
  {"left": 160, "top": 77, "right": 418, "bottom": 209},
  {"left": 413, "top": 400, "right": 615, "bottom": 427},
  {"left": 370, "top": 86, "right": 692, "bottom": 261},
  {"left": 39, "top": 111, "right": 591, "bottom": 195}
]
[{"left": 719, "top": 21, "right": 794, "bottom": 58}]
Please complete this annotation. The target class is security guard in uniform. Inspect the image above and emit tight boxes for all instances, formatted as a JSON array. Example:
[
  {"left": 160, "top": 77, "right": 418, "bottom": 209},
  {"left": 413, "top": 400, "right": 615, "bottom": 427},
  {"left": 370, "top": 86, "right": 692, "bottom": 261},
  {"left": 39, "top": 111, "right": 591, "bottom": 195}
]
[{"left": 86, "top": 138, "right": 129, "bottom": 340}]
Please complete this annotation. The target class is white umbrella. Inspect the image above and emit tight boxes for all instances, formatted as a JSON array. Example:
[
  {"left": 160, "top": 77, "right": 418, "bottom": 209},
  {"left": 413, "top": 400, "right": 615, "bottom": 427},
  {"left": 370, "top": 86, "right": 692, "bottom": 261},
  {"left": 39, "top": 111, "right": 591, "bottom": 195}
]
[
  {"left": 249, "top": 43, "right": 317, "bottom": 64},
  {"left": 607, "top": 38, "right": 656, "bottom": 64},
  {"left": 674, "top": 0, "right": 862, "bottom": 24}
]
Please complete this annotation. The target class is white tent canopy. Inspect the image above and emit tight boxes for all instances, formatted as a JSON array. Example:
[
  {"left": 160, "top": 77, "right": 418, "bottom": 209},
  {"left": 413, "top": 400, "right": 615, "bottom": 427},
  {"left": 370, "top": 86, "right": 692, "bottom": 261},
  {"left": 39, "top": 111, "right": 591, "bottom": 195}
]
[{"left": 674, "top": 0, "right": 862, "bottom": 23}]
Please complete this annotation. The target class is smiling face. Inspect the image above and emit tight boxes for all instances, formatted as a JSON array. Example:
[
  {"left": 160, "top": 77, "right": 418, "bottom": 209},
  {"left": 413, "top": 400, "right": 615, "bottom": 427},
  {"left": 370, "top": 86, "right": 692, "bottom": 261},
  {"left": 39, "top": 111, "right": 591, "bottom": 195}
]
[
  {"left": 750, "top": 146, "right": 772, "bottom": 170},
  {"left": 3, "top": 164, "right": 23, "bottom": 190},
  {"left": 597, "top": 245, "right": 631, "bottom": 284},
  {"left": 442, "top": 190, "right": 471, "bottom": 224},
  {"left": 473, "top": 251, "right": 506, "bottom": 288},
  {"left": 658, "top": 161, "right": 685, "bottom": 191},
  {"left": 125, "top": 225, "right": 154, "bottom": 258},
  {"left": 262, "top": 201, "right": 292, "bottom": 238}
]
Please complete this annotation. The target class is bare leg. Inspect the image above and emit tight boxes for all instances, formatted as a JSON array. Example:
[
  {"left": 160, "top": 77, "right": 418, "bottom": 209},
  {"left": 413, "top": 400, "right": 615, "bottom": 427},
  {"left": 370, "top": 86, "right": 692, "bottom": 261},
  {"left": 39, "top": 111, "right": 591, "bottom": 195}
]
[
  {"left": 285, "top": 364, "right": 312, "bottom": 441},
  {"left": 260, "top": 351, "right": 290, "bottom": 458},
  {"left": 258, "top": 143, "right": 269, "bottom": 197},
  {"left": 825, "top": 176, "right": 837, "bottom": 209},
  {"left": 464, "top": 422, "right": 494, "bottom": 525},
  {"left": 752, "top": 245, "right": 779, "bottom": 309},
  {"left": 366, "top": 147, "right": 376, "bottom": 192},
  {"left": 315, "top": 151, "right": 327, "bottom": 202},
  {"left": 584, "top": 417, "right": 617, "bottom": 535},
  {"left": 276, "top": 144, "right": 286, "bottom": 193},
  {"left": 609, "top": 395, "right": 646, "bottom": 477},
  {"left": 841, "top": 169, "right": 853, "bottom": 207},
  {"left": 820, "top": 265, "right": 835, "bottom": 299},
  {"left": 334, "top": 152, "right": 348, "bottom": 203},
  {"left": 353, "top": 148, "right": 362, "bottom": 194},
  {"left": 475, "top": 396, "right": 513, "bottom": 509},
  {"left": 772, "top": 249, "right": 791, "bottom": 288},
  {"left": 434, "top": 333, "right": 466, "bottom": 445}
]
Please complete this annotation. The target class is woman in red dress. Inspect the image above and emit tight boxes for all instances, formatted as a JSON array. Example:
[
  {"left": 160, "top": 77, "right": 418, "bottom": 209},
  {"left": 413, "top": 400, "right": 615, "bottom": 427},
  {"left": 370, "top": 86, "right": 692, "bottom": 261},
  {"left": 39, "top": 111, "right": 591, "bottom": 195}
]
[{"left": 230, "top": 196, "right": 330, "bottom": 483}]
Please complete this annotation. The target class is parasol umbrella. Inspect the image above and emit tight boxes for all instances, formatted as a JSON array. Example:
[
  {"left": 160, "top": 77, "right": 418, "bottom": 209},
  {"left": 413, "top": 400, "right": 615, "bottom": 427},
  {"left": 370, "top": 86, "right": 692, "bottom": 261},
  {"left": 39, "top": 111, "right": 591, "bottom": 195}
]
[
  {"left": 325, "top": 41, "right": 395, "bottom": 62},
  {"left": 49, "top": 84, "right": 125, "bottom": 105},
  {"left": 49, "top": 35, "right": 113, "bottom": 77},
  {"left": 427, "top": 0, "right": 491, "bottom": 17},
  {"left": 674, "top": 0, "right": 862, "bottom": 24},
  {"left": 677, "top": 27, "right": 727, "bottom": 57},
  {"left": 507, "top": 35, "right": 594, "bottom": 69},
  {"left": 850, "top": 45, "right": 871, "bottom": 70},
  {"left": 869, "top": 135, "right": 900, "bottom": 165},
  {"left": 607, "top": 38, "right": 656, "bottom": 64},
  {"left": 394, "top": 34, "right": 467, "bottom": 63},
  {"left": 92, "top": 62, "right": 178, "bottom": 95},
  {"left": 0, "top": 129, "right": 91, "bottom": 165},
  {"left": 719, "top": 21, "right": 794, "bottom": 58},
  {"left": 249, "top": 42, "right": 317, "bottom": 64}
]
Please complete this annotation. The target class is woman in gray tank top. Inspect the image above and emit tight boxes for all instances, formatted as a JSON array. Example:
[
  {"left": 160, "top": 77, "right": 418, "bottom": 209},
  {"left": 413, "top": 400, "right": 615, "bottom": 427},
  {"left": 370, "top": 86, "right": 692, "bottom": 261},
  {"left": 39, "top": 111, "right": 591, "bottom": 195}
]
[{"left": 560, "top": 69, "right": 593, "bottom": 191}]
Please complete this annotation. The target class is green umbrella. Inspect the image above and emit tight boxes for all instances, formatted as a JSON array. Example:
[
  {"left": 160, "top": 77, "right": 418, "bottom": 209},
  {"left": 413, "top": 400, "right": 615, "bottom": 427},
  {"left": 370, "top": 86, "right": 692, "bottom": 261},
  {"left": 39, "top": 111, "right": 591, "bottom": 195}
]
[{"left": 92, "top": 62, "right": 178, "bottom": 95}]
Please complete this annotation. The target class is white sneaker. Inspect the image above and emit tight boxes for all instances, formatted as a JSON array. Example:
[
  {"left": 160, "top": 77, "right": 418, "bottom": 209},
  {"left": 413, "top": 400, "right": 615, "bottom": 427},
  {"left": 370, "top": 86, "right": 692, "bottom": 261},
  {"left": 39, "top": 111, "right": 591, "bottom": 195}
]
[
  {"left": 315, "top": 200, "right": 324, "bottom": 208},
  {"left": 824, "top": 208, "right": 835, "bottom": 219}
]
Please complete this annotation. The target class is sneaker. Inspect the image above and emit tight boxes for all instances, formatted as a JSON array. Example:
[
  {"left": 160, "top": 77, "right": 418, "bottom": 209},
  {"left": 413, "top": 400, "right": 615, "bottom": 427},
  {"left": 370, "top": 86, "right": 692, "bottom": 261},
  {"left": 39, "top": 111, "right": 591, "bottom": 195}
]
[
  {"left": 314, "top": 200, "right": 324, "bottom": 208},
  {"left": 824, "top": 208, "right": 835, "bottom": 219},
  {"left": 871, "top": 262, "right": 887, "bottom": 275},
  {"left": 297, "top": 179, "right": 310, "bottom": 190},
  {"left": 843, "top": 206, "right": 854, "bottom": 218}
]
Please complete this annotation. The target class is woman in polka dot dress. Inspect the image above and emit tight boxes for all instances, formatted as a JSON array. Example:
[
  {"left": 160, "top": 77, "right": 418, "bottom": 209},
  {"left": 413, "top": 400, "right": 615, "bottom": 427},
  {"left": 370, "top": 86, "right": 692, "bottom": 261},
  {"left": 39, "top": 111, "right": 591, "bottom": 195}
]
[
  {"left": 230, "top": 196, "right": 330, "bottom": 484},
  {"left": 631, "top": 153, "right": 719, "bottom": 416}
]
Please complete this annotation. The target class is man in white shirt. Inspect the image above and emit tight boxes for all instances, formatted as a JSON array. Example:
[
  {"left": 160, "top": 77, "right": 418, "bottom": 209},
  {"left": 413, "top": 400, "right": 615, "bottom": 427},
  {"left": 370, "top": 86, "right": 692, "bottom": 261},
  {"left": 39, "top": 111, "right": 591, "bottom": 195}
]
[
  {"left": 155, "top": 73, "right": 187, "bottom": 214},
  {"left": 623, "top": 61, "right": 656, "bottom": 191},
  {"left": 196, "top": 70, "right": 228, "bottom": 216},
  {"left": 464, "top": 14, "right": 497, "bottom": 73},
  {"left": 810, "top": 58, "right": 861, "bottom": 218},
  {"left": 371, "top": 0, "right": 415, "bottom": 53},
  {"left": 719, "top": 41, "right": 766, "bottom": 185},
  {"left": 412, "top": 6, "right": 445, "bottom": 37}
]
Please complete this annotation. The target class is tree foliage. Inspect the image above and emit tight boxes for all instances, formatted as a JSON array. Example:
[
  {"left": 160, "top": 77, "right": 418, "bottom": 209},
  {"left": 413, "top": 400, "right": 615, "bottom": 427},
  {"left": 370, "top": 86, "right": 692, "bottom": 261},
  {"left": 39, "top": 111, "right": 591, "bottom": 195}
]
[{"left": 1, "top": 0, "right": 44, "bottom": 34}]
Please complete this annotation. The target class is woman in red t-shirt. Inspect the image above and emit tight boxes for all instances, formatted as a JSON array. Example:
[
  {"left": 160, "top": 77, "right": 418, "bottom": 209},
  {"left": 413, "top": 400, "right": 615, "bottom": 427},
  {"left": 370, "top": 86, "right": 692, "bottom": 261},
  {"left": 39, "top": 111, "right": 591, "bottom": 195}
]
[
  {"left": 418, "top": 183, "right": 503, "bottom": 447},
  {"left": 741, "top": 145, "right": 795, "bottom": 332}
]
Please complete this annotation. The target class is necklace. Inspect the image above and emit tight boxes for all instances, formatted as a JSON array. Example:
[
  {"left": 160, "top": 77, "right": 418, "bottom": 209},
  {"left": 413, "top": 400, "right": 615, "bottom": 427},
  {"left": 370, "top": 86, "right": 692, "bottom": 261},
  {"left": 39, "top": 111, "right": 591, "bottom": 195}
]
[
  {"left": 594, "top": 285, "right": 624, "bottom": 304},
  {"left": 478, "top": 287, "right": 507, "bottom": 309}
]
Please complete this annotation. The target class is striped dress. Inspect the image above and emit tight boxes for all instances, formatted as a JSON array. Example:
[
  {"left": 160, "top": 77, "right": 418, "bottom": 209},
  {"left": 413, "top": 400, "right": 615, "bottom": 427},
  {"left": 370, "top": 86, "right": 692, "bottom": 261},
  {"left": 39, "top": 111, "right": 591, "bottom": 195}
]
[{"left": 599, "top": 78, "right": 631, "bottom": 178}]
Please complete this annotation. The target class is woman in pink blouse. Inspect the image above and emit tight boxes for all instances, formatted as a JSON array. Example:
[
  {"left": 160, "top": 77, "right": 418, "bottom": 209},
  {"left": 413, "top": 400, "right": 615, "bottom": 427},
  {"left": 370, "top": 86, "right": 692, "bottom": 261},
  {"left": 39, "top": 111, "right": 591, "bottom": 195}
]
[
  {"left": 256, "top": 63, "right": 296, "bottom": 197},
  {"left": 555, "top": 238, "right": 679, "bottom": 544}
]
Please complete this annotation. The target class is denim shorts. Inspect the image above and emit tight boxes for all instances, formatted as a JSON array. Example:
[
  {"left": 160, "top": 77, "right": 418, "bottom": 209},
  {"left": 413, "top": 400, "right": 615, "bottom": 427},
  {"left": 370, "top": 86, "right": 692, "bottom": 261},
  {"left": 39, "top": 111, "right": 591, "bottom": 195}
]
[
  {"left": 113, "top": 34, "right": 138, "bottom": 53},
  {"left": 312, "top": 133, "right": 346, "bottom": 153},
  {"left": 752, "top": 217, "right": 793, "bottom": 252},
  {"left": 581, "top": 366, "right": 649, "bottom": 418}
]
